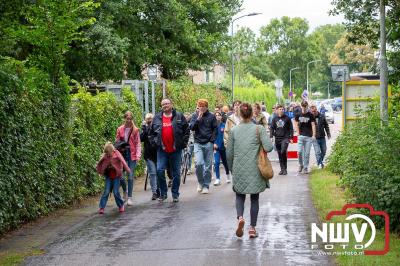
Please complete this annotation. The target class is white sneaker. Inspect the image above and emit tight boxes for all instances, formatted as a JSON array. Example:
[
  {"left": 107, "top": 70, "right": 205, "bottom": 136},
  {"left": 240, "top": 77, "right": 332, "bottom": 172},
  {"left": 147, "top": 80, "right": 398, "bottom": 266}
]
[
  {"left": 318, "top": 164, "right": 323, "bottom": 169},
  {"left": 127, "top": 198, "right": 133, "bottom": 206},
  {"left": 197, "top": 184, "right": 202, "bottom": 193},
  {"left": 187, "top": 170, "right": 192, "bottom": 175},
  {"left": 226, "top": 174, "right": 231, "bottom": 183},
  {"left": 213, "top": 179, "right": 221, "bottom": 186},
  {"left": 201, "top": 187, "right": 209, "bottom": 194}
]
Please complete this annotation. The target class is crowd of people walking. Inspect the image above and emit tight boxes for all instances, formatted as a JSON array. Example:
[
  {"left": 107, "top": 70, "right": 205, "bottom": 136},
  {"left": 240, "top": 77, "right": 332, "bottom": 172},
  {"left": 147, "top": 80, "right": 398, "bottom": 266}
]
[{"left": 95, "top": 97, "right": 331, "bottom": 238}]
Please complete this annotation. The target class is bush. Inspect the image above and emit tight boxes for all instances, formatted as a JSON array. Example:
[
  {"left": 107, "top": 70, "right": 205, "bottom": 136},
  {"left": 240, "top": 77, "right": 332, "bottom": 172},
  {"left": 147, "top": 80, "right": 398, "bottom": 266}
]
[
  {"left": 328, "top": 103, "right": 400, "bottom": 233},
  {"left": 0, "top": 62, "right": 74, "bottom": 233},
  {"left": 166, "top": 78, "right": 229, "bottom": 113},
  {"left": 234, "top": 74, "right": 277, "bottom": 109},
  {"left": 0, "top": 62, "right": 143, "bottom": 235},
  {"left": 69, "top": 87, "right": 144, "bottom": 199}
]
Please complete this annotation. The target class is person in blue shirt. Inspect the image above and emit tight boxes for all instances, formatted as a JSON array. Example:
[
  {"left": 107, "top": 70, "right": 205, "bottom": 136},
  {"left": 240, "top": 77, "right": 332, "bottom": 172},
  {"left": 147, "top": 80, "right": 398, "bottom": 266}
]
[
  {"left": 319, "top": 104, "right": 327, "bottom": 115},
  {"left": 213, "top": 111, "right": 230, "bottom": 186},
  {"left": 286, "top": 106, "right": 294, "bottom": 119}
]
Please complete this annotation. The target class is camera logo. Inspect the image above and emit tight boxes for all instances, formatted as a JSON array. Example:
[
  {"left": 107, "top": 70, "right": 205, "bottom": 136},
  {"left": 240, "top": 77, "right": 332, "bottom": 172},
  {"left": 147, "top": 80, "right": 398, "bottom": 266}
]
[{"left": 311, "top": 204, "right": 390, "bottom": 255}]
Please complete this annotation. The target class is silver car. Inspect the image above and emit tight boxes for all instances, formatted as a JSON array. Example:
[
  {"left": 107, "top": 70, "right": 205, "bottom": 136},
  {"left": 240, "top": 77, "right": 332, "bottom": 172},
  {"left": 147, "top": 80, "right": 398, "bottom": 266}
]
[{"left": 322, "top": 104, "right": 334, "bottom": 124}]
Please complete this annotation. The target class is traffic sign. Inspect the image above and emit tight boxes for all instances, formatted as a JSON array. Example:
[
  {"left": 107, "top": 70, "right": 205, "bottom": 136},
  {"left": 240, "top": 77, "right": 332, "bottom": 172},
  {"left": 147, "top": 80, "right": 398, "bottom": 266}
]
[{"left": 274, "top": 79, "right": 284, "bottom": 89}]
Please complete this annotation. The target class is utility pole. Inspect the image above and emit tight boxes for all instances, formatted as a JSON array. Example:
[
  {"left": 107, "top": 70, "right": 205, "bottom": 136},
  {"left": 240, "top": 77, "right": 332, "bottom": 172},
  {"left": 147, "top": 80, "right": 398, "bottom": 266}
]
[
  {"left": 380, "top": 0, "right": 388, "bottom": 124},
  {"left": 327, "top": 82, "right": 330, "bottom": 99}
]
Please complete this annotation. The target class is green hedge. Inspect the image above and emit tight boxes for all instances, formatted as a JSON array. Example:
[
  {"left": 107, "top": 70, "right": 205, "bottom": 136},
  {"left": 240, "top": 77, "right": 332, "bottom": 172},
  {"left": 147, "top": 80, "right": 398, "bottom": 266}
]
[
  {"left": 328, "top": 100, "right": 400, "bottom": 233},
  {"left": 0, "top": 63, "right": 142, "bottom": 235},
  {"left": 69, "top": 87, "right": 144, "bottom": 199},
  {"left": 166, "top": 78, "right": 229, "bottom": 113},
  {"left": 234, "top": 74, "right": 277, "bottom": 109}
]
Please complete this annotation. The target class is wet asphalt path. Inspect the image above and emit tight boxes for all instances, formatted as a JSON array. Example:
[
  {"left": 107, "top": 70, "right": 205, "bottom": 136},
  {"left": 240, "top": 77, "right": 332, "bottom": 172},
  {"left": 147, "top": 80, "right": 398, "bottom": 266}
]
[{"left": 25, "top": 114, "right": 341, "bottom": 266}]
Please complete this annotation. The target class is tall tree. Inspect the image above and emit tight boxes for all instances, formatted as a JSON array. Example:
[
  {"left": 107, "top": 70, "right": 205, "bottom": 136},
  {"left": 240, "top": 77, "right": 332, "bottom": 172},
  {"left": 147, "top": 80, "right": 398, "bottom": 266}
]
[
  {"left": 307, "top": 24, "right": 346, "bottom": 97},
  {"left": 330, "top": 0, "right": 400, "bottom": 82},
  {"left": 1, "top": 0, "right": 99, "bottom": 86},
  {"left": 65, "top": 0, "right": 242, "bottom": 81},
  {"left": 330, "top": 34, "right": 376, "bottom": 73},
  {"left": 258, "top": 17, "right": 323, "bottom": 89}
]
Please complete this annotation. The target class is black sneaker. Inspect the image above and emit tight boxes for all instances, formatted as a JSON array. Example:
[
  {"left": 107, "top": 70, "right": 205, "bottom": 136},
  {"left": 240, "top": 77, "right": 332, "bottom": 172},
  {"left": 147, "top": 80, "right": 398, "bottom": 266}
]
[
  {"left": 298, "top": 166, "right": 303, "bottom": 173},
  {"left": 278, "top": 170, "right": 284, "bottom": 175},
  {"left": 151, "top": 193, "right": 158, "bottom": 200},
  {"left": 168, "top": 180, "right": 172, "bottom": 187},
  {"left": 158, "top": 195, "right": 167, "bottom": 202},
  {"left": 172, "top": 198, "right": 179, "bottom": 203},
  {"left": 282, "top": 170, "right": 288, "bottom": 175}
]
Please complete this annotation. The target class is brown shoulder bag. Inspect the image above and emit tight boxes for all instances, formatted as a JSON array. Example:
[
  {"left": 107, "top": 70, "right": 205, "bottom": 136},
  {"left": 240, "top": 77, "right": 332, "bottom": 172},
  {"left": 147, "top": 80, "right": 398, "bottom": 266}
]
[{"left": 256, "top": 126, "right": 274, "bottom": 180}]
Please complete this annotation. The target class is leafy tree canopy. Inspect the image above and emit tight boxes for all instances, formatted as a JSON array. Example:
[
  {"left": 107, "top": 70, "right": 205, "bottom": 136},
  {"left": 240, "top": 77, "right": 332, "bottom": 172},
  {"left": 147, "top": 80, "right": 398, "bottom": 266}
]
[{"left": 330, "top": 0, "right": 400, "bottom": 82}]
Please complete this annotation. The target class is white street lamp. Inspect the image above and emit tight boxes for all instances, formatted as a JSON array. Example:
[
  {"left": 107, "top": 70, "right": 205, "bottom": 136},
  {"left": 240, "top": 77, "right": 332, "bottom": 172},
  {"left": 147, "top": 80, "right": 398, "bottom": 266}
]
[
  {"left": 231, "top": 12, "right": 262, "bottom": 102},
  {"left": 289, "top": 67, "right": 300, "bottom": 100},
  {"left": 306, "top": 59, "right": 322, "bottom": 97}
]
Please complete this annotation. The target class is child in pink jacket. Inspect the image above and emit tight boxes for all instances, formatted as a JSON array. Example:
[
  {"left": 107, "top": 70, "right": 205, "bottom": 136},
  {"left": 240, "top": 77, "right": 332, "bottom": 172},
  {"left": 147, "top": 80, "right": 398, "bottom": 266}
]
[{"left": 96, "top": 142, "right": 130, "bottom": 214}]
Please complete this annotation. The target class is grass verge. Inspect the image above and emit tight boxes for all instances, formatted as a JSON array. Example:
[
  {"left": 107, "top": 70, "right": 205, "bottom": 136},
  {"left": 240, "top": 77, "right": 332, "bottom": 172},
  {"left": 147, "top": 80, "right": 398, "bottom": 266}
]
[
  {"left": 310, "top": 168, "right": 400, "bottom": 266},
  {"left": 0, "top": 250, "right": 44, "bottom": 266}
]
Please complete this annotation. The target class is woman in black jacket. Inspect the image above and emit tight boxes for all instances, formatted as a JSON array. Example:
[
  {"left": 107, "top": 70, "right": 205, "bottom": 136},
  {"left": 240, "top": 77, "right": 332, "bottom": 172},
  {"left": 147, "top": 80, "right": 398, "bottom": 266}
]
[{"left": 140, "top": 113, "right": 159, "bottom": 200}]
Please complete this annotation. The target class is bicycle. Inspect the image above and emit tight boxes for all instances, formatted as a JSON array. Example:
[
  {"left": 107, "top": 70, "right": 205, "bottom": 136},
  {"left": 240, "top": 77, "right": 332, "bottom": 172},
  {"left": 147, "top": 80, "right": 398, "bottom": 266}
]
[{"left": 180, "top": 147, "right": 191, "bottom": 184}]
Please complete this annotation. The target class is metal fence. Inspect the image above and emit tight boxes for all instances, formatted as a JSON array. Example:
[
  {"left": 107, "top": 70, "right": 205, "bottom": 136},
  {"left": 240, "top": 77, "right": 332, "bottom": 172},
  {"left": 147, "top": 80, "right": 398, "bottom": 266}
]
[{"left": 105, "top": 80, "right": 166, "bottom": 117}]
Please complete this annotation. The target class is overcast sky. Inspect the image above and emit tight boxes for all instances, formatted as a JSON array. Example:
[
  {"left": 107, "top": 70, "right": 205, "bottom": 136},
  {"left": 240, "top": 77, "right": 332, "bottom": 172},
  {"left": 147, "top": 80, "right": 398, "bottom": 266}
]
[{"left": 234, "top": 0, "right": 345, "bottom": 34}]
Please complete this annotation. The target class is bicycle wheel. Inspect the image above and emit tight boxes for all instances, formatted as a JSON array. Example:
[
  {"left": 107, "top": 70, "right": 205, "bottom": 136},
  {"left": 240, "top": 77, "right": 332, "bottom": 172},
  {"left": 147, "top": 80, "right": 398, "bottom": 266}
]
[
  {"left": 182, "top": 153, "right": 189, "bottom": 184},
  {"left": 144, "top": 172, "right": 149, "bottom": 191}
]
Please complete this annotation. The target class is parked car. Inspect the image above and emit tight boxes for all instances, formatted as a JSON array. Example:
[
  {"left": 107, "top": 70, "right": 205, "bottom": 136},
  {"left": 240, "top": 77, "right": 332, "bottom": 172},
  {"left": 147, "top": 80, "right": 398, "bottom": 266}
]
[
  {"left": 331, "top": 97, "right": 342, "bottom": 111},
  {"left": 324, "top": 104, "right": 334, "bottom": 124}
]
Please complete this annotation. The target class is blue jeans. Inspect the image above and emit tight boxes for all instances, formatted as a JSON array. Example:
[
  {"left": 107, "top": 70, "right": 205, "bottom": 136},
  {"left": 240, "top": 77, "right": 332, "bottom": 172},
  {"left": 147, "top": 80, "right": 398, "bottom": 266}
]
[
  {"left": 214, "top": 149, "right": 229, "bottom": 180},
  {"left": 146, "top": 159, "right": 158, "bottom": 193},
  {"left": 186, "top": 144, "right": 194, "bottom": 170},
  {"left": 316, "top": 138, "right": 327, "bottom": 165},
  {"left": 99, "top": 177, "right": 124, "bottom": 209},
  {"left": 194, "top": 142, "right": 214, "bottom": 189},
  {"left": 157, "top": 149, "right": 183, "bottom": 199},
  {"left": 298, "top": 135, "right": 313, "bottom": 169},
  {"left": 312, "top": 138, "right": 322, "bottom": 166},
  {"left": 121, "top": 149, "right": 137, "bottom": 197}
]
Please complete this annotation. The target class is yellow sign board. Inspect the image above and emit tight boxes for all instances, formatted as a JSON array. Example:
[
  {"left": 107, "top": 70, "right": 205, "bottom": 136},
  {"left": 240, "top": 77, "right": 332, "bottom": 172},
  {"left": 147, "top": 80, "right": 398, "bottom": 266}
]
[{"left": 342, "top": 80, "right": 391, "bottom": 127}]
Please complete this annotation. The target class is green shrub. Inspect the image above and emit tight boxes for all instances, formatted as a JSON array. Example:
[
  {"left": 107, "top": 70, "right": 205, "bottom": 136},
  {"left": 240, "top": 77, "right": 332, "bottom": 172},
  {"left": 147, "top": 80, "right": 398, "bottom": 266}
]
[
  {"left": 234, "top": 74, "right": 277, "bottom": 109},
  {"left": 328, "top": 103, "right": 400, "bottom": 233},
  {"left": 69, "top": 87, "right": 144, "bottom": 199},
  {"left": 0, "top": 63, "right": 73, "bottom": 233},
  {"left": 166, "top": 78, "right": 229, "bottom": 113},
  {"left": 0, "top": 62, "right": 143, "bottom": 235}
]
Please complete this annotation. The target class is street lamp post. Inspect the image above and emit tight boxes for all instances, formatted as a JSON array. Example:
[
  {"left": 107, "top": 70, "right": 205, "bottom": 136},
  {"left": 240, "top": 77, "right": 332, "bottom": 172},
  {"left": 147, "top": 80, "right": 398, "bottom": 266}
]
[
  {"left": 379, "top": 0, "right": 388, "bottom": 124},
  {"left": 290, "top": 67, "right": 300, "bottom": 101},
  {"left": 231, "top": 12, "right": 262, "bottom": 102},
  {"left": 327, "top": 82, "right": 330, "bottom": 99},
  {"left": 306, "top": 59, "right": 322, "bottom": 98}
]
